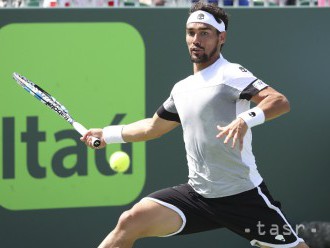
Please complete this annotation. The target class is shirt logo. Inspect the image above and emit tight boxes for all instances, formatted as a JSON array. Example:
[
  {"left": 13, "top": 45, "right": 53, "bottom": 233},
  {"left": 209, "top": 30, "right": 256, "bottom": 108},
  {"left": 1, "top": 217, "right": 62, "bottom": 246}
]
[
  {"left": 239, "top": 66, "right": 248, "bottom": 72},
  {"left": 197, "top": 14, "right": 204, "bottom": 20}
]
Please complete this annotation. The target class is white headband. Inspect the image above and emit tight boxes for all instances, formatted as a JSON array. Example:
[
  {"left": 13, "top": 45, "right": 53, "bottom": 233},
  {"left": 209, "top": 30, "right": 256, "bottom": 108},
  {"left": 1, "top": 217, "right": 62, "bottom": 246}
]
[{"left": 187, "top": 10, "right": 226, "bottom": 33}]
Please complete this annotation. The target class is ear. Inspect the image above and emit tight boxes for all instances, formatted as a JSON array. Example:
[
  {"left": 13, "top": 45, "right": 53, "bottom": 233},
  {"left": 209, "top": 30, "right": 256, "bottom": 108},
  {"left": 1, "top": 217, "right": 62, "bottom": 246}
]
[{"left": 219, "top": 32, "right": 227, "bottom": 46}]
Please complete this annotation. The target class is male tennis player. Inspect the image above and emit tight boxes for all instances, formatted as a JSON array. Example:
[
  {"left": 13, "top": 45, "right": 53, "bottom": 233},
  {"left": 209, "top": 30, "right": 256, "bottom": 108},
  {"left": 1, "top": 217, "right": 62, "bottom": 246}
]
[{"left": 82, "top": 3, "right": 308, "bottom": 248}]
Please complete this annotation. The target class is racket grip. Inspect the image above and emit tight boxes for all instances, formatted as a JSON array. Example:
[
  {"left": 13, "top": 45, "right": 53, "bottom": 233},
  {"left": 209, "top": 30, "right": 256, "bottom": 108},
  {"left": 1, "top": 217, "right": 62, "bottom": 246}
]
[{"left": 72, "top": 122, "right": 101, "bottom": 148}]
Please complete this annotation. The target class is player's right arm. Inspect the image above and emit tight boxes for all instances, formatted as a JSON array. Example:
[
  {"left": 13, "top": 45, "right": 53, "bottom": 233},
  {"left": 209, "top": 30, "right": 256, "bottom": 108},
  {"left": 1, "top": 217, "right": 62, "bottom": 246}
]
[
  {"left": 82, "top": 86, "right": 180, "bottom": 149},
  {"left": 122, "top": 113, "right": 180, "bottom": 142},
  {"left": 81, "top": 113, "right": 180, "bottom": 149}
]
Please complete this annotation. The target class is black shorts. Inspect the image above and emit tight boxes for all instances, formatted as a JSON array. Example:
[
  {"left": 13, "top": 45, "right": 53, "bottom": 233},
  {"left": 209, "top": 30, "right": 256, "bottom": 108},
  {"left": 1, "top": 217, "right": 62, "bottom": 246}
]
[{"left": 145, "top": 182, "right": 304, "bottom": 247}]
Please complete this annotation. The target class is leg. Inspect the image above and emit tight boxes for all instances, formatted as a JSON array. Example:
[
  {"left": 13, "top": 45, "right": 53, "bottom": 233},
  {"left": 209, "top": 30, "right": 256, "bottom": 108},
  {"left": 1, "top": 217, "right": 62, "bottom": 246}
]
[
  {"left": 294, "top": 243, "right": 309, "bottom": 248},
  {"left": 98, "top": 198, "right": 183, "bottom": 248}
]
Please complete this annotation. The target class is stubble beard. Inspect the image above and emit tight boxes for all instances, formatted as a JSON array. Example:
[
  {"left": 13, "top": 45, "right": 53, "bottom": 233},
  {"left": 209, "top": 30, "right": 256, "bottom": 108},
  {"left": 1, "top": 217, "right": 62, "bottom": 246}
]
[{"left": 190, "top": 45, "right": 218, "bottom": 64}]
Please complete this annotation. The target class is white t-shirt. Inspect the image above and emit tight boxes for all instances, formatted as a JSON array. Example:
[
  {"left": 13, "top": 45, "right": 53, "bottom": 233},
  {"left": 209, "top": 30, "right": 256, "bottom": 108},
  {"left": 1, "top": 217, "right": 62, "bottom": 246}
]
[{"left": 157, "top": 55, "right": 268, "bottom": 198}]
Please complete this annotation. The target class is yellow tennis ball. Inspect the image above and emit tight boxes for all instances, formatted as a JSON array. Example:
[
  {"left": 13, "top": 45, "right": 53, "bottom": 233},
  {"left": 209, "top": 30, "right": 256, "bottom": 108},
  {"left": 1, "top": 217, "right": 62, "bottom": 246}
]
[{"left": 109, "top": 151, "right": 130, "bottom": 173}]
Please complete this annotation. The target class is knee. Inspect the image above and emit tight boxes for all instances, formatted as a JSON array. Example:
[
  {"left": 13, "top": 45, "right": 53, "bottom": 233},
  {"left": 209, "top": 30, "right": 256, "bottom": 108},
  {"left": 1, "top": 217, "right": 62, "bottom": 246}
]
[
  {"left": 116, "top": 208, "right": 144, "bottom": 238},
  {"left": 117, "top": 210, "right": 135, "bottom": 231}
]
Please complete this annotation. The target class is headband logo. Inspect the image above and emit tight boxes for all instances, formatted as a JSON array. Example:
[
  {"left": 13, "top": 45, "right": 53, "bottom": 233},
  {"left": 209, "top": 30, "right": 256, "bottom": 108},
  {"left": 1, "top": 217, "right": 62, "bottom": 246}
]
[{"left": 197, "top": 13, "right": 204, "bottom": 20}]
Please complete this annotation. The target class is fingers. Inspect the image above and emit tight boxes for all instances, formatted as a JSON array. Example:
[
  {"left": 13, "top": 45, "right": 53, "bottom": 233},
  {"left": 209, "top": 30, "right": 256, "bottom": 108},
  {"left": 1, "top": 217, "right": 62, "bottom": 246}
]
[
  {"left": 231, "top": 132, "right": 244, "bottom": 151},
  {"left": 216, "top": 125, "right": 226, "bottom": 138},
  {"left": 219, "top": 129, "right": 240, "bottom": 150},
  {"left": 216, "top": 120, "right": 247, "bottom": 150},
  {"left": 80, "top": 131, "right": 99, "bottom": 148},
  {"left": 86, "top": 136, "right": 93, "bottom": 146},
  {"left": 86, "top": 136, "right": 104, "bottom": 149},
  {"left": 80, "top": 128, "right": 105, "bottom": 149},
  {"left": 80, "top": 130, "right": 92, "bottom": 142},
  {"left": 223, "top": 128, "right": 234, "bottom": 145},
  {"left": 232, "top": 131, "right": 239, "bottom": 149},
  {"left": 216, "top": 125, "right": 233, "bottom": 142}
]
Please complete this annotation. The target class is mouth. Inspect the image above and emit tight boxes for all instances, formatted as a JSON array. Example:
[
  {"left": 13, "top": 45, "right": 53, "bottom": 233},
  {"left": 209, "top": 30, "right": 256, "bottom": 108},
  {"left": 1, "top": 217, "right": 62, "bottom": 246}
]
[
  {"left": 191, "top": 48, "right": 204, "bottom": 55},
  {"left": 191, "top": 47, "right": 204, "bottom": 52}
]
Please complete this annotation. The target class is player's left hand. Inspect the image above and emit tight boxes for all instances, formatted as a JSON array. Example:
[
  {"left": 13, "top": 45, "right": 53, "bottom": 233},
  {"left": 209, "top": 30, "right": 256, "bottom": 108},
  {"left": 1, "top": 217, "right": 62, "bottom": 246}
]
[{"left": 216, "top": 118, "right": 248, "bottom": 150}]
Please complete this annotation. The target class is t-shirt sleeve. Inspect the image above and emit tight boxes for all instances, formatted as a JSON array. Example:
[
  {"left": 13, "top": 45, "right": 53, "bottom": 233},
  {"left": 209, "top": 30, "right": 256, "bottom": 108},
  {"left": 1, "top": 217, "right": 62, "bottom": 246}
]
[
  {"left": 223, "top": 64, "right": 268, "bottom": 101},
  {"left": 156, "top": 92, "right": 181, "bottom": 123},
  {"left": 239, "top": 79, "right": 268, "bottom": 100}
]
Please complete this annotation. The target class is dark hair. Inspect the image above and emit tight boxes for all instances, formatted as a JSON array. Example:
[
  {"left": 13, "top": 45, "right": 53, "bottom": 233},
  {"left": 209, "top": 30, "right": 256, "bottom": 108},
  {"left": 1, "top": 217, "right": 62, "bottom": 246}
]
[{"left": 189, "top": 2, "right": 229, "bottom": 32}]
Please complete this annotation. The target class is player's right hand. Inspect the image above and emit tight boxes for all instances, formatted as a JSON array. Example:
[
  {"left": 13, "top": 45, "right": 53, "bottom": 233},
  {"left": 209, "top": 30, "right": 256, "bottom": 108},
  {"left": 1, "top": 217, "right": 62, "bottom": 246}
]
[{"left": 81, "top": 128, "right": 107, "bottom": 149}]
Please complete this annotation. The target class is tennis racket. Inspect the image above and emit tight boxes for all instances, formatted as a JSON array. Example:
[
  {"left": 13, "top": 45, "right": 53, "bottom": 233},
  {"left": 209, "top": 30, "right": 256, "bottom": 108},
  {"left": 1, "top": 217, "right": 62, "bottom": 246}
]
[{"left": 12, "top": 72, "right": 101, "bottom": 148}]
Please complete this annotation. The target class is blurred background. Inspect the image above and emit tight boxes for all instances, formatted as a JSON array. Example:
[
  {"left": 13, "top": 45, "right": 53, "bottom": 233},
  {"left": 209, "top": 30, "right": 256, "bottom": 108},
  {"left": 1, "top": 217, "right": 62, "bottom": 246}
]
[{"left": 0, "top": 0, "right": 329, "bottom": 9}]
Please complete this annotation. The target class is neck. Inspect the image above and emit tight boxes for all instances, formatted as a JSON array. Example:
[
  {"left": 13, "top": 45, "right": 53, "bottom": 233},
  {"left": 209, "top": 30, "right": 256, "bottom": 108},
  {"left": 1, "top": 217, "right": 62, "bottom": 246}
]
[{"left": 193, "top": 54, "right": 220, "bottom": 74}]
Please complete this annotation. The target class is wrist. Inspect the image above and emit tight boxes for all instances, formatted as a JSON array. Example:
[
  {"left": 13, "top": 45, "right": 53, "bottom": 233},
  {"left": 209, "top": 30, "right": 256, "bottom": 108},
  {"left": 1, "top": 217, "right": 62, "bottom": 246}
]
[
  {"left": 237, "top": 107, "right": 265, "bottom": 128},
  {"left": 102, "top": 125, "right": 126, "bottom": 144}
]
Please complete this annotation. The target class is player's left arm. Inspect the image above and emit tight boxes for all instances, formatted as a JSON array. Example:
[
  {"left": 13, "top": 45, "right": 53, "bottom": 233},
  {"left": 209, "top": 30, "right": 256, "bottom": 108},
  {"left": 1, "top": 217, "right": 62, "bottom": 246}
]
[
  {"left": 250, "top": 86, "right": 290, "bottom": 121},
  {"left": 217, "top": 86, "right": 290, "bottom": 150}
]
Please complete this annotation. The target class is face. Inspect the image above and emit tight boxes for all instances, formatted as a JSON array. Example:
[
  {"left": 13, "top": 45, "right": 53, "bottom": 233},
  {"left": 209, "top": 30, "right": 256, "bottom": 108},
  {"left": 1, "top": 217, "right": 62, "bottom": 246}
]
[{"left": 186, "top": 22, "right": 225, "bottom": 64}]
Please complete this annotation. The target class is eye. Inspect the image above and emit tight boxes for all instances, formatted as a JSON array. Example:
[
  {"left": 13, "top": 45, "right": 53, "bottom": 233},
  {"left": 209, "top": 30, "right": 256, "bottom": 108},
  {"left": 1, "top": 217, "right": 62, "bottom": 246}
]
[
  {"left": 201, "top": 31, "right": 209, "bottom": 36},
  {"left": 187, "top": 31, "right": 195, "bottom": 37}
]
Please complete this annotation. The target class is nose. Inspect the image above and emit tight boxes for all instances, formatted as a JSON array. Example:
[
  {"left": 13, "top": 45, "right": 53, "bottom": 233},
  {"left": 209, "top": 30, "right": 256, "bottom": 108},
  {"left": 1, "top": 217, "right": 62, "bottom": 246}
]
[{"left": 192, "top": 34, "right": 201, "bottom": 46}]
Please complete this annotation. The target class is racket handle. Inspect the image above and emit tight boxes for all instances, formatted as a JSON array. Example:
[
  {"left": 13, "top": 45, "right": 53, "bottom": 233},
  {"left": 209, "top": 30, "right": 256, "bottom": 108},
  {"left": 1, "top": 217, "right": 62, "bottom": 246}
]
[{"left": 72, "top": 122, "right": 101, "bottom": 148}]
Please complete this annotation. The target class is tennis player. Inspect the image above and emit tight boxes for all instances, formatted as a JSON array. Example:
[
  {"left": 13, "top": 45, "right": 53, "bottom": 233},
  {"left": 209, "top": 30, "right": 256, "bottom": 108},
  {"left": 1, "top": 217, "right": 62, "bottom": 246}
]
[{"left": 82, "top": 3, "right": 308, "bottom": 248}]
